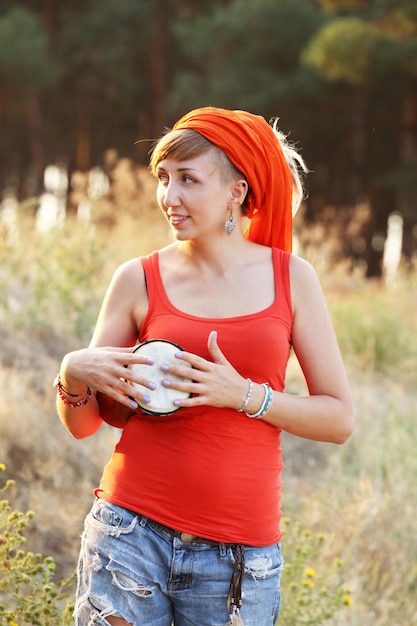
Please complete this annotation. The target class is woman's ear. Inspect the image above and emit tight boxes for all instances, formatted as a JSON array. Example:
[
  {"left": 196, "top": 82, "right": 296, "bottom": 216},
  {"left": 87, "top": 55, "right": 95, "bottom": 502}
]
[{"left": 230, "top": 179, "right": 248, "bottom": 205}]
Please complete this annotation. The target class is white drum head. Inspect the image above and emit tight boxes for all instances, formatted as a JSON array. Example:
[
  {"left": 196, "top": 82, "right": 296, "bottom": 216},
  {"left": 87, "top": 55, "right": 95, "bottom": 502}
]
[{"left": 127, "top": 339, "right": 191, "bottom": 415}]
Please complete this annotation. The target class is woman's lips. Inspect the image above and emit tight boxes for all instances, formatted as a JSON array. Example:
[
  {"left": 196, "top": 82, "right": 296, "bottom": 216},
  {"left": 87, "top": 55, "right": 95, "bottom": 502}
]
[{"left": 169, "top": 215, "right": 188, "bottom": 227}]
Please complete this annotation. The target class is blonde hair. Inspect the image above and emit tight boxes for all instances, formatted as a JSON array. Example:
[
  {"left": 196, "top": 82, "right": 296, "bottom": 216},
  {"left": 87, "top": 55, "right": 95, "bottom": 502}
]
[{"left": 270, "top": 118, "right": 308, "bottom": 216}]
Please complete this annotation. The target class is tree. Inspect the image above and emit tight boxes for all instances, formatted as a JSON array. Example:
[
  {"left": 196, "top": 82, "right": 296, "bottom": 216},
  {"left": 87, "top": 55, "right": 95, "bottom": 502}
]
[
  {"left": 0, "top": 6, "right": 60, "bottom": 191},
  {"left": 56, "top": 0, "right": 151, "bottom": 170},
  {"left": 169, "top": 0, "right": 323, "bottom": 121},
  {"left": 302, "top": 1, "right": 417, "bottom": 274}
]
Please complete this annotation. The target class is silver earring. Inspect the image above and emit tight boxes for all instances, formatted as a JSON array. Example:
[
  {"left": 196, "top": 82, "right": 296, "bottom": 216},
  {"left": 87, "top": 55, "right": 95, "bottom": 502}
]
[{"left": 225, "top": 209, "right": 235, "bottom": 236}]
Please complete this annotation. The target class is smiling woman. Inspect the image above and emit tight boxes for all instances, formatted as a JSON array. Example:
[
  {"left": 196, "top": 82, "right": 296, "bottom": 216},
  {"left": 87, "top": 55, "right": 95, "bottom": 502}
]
[
  {"left": 154, "top": 150, "right": 248, "bottom": 243},
  {"left": 55, "top": 106, "right": 353, "bottom": 626}
]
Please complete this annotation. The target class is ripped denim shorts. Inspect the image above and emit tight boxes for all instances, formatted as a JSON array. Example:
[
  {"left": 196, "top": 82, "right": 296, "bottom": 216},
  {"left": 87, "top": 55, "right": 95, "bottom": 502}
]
[{"left": 74, "top": 498, "right": 283, "bottom": 626}]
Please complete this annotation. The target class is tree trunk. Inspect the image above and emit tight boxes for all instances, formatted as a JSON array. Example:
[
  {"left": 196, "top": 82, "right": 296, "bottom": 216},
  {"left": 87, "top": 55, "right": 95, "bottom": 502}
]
[
  {"left": 398, "top": 90, "right": 417, "bottom": 262},
  {"left": 26, "top": 89, "right": 45, "bottom": 193},
  {"left": 136, "top": 0, "right": 168, "bottom": 162},
  {"left": 76, "top": 93, "right": 92, "bottom": 171},
  {"left": 41, "top": 0, "right": 61, "bottom": 32},
  {"left": 0, "top": 91, "right": 4, "bottom": 192},
  {"left": 348, "top": 90, "right": 368, "bottom": 204},
  {"left": 149, "top": 0, "right": 167, "bottom": 137}
]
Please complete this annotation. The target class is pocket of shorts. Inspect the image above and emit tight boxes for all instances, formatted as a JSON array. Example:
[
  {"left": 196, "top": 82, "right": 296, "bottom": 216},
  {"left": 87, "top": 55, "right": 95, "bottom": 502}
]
[
  {"left": 229, "top": 543, "right": 284, "bottom": 580},
  {"left": 87, "top": 498, "right": 137, "bottom": 534}
]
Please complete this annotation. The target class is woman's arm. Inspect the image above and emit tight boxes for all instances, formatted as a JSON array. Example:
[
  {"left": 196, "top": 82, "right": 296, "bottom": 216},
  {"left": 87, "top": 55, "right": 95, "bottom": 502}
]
[{"left": 56, "top": 258, "right": 153, "bottom": 439}]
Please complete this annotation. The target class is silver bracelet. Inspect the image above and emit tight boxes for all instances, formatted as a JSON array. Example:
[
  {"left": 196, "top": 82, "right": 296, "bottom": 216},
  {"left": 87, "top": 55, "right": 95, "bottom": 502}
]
[
  {"left": 237, "top": 378, "right": 253, "bottom": 412},
  {"left": 245, "top": 383, "right": 273, "bottom": 419}
]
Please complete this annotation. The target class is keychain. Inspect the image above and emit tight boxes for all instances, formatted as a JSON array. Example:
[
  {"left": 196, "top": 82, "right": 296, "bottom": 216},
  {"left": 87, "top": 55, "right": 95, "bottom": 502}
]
[{"left": 226, "top": 545, "right": 245, "bottom": 626}]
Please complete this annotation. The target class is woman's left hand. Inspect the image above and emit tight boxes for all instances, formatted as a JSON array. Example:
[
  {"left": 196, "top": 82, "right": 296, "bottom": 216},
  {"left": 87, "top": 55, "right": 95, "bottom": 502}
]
[{"left": 160, "top": 330, "right": 248, "bottom": 410}]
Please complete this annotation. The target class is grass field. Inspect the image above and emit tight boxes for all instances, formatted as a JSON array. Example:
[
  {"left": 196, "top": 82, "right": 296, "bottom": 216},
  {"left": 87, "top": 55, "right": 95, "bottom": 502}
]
[{"left": 1, "top": 183, "right": 416, "bottom": 624}]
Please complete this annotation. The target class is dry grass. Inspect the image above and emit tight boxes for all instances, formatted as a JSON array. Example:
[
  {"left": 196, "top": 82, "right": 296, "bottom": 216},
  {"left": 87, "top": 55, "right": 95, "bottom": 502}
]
[
  {"left": 281, "top": 269, "right": 417, "bottom": 624},
  {"left": 0, "top": 167, "right": 416, "bottom": 623}
]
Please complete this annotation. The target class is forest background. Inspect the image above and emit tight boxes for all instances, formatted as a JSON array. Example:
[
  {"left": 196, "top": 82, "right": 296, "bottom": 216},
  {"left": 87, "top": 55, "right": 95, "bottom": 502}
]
[
  {"left": 1, "top": 0, "right": 417, "bottom": 274},
  {"left": 0, "top": 0, "right": 417, "bottom": 624}
]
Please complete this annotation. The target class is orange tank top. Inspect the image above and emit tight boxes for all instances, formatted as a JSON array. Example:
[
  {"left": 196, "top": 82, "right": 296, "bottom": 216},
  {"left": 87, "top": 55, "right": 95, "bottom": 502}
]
[{"left": 96, "top": 247, "right": 293, "bottom": 546}]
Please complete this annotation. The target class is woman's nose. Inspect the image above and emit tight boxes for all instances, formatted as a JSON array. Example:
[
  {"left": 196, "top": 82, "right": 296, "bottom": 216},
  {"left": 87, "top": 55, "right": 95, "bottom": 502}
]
[{"left": 161, "top": 181, "right": 181, "bottom": 207}]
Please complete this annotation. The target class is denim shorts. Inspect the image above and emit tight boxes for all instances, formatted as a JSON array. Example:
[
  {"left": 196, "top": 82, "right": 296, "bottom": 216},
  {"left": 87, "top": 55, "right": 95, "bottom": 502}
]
[{"left": 74, "top": 498, "right": 283, "bottom": 626}]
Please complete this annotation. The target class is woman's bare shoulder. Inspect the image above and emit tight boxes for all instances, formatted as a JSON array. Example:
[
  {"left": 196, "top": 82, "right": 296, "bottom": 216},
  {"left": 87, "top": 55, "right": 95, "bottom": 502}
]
[
  {"left": 113, "top": 256, "right": 145, "bottom": 277},
  {"left": 289, "top": 254, "right": 320, "bottom": 285},
  {"left": 103, "top": 257, "right": 148, "bottom": 309},
  {"left": 289, "top": 254, "right": 323, "bottom": 310}
]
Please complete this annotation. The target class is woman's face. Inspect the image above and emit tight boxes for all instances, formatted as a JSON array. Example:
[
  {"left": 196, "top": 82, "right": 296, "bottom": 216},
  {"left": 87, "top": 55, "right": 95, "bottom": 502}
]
[{"left": 155, "top": 150, "right": 236, "bottom": 241}]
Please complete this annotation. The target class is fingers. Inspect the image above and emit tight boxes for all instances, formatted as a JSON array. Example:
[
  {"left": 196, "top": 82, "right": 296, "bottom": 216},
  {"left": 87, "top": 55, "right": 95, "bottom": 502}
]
[
  {"left": 208, "top": 330, "right": 218, "bottom": 352},
  {"left": 93, "top": 345, "right": 141, "bottom": 354},
  {"left": 158, "top": 330, "right": 230, "bottom": 384},
  {"left": 207, "top": 330, "right": 229, "bottom": 365},
  {"left": 76, "top": 347, "right": 157, "bottom": 408},
  {"left": 158, "top": 331, "right": 239, "bottom": 409},
  {"left": 114, "top": 355, "right": 159, "bottom": 409},
  {"left": 162, "top": 330, "right": 228, "bottom": 374}
]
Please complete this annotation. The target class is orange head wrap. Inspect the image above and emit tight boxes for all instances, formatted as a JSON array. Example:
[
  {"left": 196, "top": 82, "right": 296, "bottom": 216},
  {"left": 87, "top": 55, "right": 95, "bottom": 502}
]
[{"left": 173, "top": 106, "right": 294, "bottom": 252}]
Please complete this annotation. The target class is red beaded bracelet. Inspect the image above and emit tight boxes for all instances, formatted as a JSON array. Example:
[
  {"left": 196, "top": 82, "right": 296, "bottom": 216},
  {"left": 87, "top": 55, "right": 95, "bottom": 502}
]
[{"left": 54, "top": 375, "right": 91, "bottom": 408}]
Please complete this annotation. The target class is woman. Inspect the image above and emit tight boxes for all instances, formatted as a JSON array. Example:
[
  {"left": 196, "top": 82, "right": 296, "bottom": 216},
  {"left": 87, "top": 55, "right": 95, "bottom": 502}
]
[{"left": 56, "top": 106, "right": 354, "bottom": 626}]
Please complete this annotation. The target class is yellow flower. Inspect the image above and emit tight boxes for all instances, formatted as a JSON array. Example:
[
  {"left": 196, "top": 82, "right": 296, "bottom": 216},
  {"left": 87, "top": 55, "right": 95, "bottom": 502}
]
[
  {"left": 343, "top": 594, "right": 353, "bottom": 606},
  {"left": 9, "top": 621, "right": 19, "bottom": 626},
  {"left": 305, "top": 567, "right": 316, "bottom": 578},
  {"left": 302, "top": 579, "right": 315, "bottom": 588}
]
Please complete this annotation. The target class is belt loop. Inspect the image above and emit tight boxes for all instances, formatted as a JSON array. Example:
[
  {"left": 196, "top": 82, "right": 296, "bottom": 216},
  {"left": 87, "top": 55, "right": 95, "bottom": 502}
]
[
  {"left": 139, "top": 515, "right": 147, "bottom": 528},
  {"left": 219, "top": 542, "right": 227, "bottom": 556}
]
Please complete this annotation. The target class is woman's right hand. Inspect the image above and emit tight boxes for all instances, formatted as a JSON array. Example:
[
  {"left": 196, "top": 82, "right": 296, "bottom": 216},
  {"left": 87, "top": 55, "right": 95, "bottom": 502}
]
[
  {"left": 57, "top": 346, "right": 157, "bottom": 438},
  {"left": 60, "top": 346, "right": 158, "bottom": 410}
]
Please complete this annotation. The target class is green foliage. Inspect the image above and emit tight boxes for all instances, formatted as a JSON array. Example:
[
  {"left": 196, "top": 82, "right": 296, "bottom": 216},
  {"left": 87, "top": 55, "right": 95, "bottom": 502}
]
[
  {"left": 0, "top": 7, "right": 60, "bottom": 86},
  {"left": 170, "top": 0, "right": 323, "bottom": 113},
  {"left": 279, "top": 518, "right": 352, "bottom": 625},
  {"left": 0, "top": 464, "right": 74, "bottom": 626},
  {"left": 0, "top": 217, "right": 108, "bottom": 340},
  {"left": 59, "top": 0, "right": 150, "bottom": 100},
  {"left": 303, "top": 2, "right": 417, "bottom": 83},
  {"left": 328, "top": 278, "right": 417, "bottom": 383},
  {"left": 302, "top": 17, "right": 382, "bottom": 84}
]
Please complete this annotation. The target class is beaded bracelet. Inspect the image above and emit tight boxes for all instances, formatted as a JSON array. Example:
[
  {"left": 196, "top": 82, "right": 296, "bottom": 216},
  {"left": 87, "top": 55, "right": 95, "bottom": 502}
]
[
  {"left": 237, "top": 378, "right": 253, "bottom": 412},
  {"left": 54, "top": 374, "right": 92, "bottom": 408},
  {"left": 245, "top": 383, "right": 273, "bottom": 419}
]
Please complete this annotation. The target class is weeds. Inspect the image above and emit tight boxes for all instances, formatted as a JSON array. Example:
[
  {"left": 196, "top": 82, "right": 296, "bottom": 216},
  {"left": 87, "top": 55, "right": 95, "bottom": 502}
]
[
  {"left": 0, "top": 464, "right": 74, "bottom": 626},
  {"left": 279, "top": 518, "right": 352, "bottom": 625}
]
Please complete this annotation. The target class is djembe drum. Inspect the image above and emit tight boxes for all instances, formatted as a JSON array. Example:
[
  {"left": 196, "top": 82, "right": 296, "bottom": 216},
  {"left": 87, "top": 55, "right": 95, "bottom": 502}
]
[{"left": 97, "top": 339, "right": 192, "bottom": 427}]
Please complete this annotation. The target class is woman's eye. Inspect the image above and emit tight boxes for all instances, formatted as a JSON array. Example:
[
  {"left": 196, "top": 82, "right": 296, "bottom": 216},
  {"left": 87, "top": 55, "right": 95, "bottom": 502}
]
[{"left": 157, "top": 172, "right": 196, "bottom": 185}]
